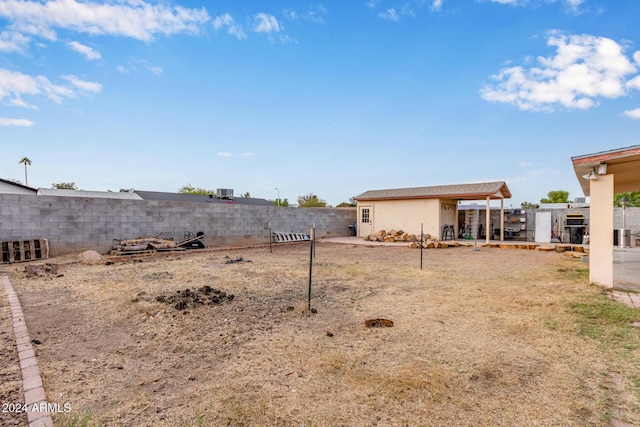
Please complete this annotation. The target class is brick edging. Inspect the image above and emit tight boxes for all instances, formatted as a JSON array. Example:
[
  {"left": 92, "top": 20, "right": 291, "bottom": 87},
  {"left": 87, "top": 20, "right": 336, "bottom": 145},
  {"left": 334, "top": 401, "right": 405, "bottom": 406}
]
[{"left": 1, "top": 275, "right": 54, "bottom": 427}]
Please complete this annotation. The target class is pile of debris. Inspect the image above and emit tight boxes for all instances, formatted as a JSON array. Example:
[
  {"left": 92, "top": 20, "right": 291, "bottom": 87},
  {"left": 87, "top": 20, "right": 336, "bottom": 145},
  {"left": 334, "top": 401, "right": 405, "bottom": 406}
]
[
  {"left": 113, "top": 237, "right": 180, "bottom": 254},
  {"left": 154, "top": 286, "right": 235, "bottom": 311},
  {"left": 366, "top": 229, "right": 459, "bottom": 249},
  {"left": 112, "top": 233, "right": 205, "bottom": 255}
]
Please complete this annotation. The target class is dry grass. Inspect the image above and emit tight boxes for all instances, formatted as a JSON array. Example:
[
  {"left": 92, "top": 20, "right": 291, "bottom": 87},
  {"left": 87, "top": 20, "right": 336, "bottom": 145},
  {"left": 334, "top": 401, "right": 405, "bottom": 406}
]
[{"left": 4, "top": 242, "right": 640, "bottom": 426}]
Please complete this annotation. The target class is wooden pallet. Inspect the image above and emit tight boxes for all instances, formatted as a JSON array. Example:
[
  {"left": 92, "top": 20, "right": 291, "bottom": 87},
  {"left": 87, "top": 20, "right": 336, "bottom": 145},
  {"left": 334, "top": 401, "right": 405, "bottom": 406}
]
[{"left": 1, "top": 239, "right": 50, "bottom": 263}]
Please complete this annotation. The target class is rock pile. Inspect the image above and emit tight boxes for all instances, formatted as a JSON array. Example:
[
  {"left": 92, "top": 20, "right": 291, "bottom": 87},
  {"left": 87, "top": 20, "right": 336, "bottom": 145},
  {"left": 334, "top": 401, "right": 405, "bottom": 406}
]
[{"left": 366, "top": 229, "right": 459, "bottom": 249}]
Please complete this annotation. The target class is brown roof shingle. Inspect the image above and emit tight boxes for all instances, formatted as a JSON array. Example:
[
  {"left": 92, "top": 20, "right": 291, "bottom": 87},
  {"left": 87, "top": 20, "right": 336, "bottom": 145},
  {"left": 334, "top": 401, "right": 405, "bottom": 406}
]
[{"left": 354, "top": 181, "right": 511, "bottom": 201}]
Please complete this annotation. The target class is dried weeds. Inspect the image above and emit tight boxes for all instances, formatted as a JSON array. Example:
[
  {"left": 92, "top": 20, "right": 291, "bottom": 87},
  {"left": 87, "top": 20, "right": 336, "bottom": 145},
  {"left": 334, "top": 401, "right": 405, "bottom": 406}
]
[{"left": 3, "top": 242, "right": 640, "bottom": 426}]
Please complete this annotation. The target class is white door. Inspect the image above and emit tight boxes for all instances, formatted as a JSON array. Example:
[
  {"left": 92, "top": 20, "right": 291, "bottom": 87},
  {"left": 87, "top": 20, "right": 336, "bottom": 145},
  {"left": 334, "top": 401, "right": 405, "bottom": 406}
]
[
  {"left": 358, "top": 205, "right": 373, "bottom": 237},
  {"left": 535, "top": 211, "right": 552, "bottom": 243}
]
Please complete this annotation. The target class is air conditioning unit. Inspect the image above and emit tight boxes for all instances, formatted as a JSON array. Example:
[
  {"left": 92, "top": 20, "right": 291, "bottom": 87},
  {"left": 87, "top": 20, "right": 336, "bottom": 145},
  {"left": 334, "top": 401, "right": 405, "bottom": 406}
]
[
  {"left": 574, "top": 197, "right": 586, "bottom": 204},
  {"left": 217, "top": 188, "right": 234, "bottom": 199}
]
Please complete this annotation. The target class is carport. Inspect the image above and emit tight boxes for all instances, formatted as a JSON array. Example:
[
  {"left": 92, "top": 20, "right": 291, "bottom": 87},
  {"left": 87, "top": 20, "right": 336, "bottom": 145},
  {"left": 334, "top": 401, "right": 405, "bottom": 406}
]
[{"left": 572, "top": 145, "right": 640, "bottom": 288}]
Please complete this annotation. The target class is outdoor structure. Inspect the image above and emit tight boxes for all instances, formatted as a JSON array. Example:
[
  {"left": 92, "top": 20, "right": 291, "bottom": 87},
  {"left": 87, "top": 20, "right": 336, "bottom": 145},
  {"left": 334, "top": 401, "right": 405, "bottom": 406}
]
[
  {"left": 572, "top": 145, "right": 640, "bottom": 287},
  {"left": 353, "top": 181, "right": 512, "bottom": 243},
  {"left": 0, "top": 178, "right": 37, "bottom": 195}
]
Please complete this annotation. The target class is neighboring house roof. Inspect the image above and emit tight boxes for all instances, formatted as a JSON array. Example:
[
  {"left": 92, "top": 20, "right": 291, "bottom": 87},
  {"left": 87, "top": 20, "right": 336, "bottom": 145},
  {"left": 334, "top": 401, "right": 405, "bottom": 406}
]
[
  {"left": 354, "top": 181, "right": 512, "bottom": 201},
  {"left": 0, "top": 178, "right": 37, "bottom": 194},
  {"left": 134, "top": 190, "right": 274, "bottom": 206},
  {"left": 37, "top": 188, "right": 143, "bottom": 200}
]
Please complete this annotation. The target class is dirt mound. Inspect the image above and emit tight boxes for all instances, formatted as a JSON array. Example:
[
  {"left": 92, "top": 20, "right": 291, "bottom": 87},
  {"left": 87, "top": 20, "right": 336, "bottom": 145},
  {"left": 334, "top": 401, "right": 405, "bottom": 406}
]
[{"left": 154, "top": 286, "right": 235, "bottom": 311}]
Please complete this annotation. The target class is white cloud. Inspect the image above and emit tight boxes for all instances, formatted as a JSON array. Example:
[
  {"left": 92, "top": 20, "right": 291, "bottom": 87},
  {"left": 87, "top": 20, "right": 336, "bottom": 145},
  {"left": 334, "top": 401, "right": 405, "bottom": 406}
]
[
  {"left": 489, "top": 0, "right": 584, "bottom": 11},
  {"left": 67, "top": 40, "right": 101, "bottom": 60},
  {"left": 217, "top": 152, "right": 233, "bottom": 157},
  {"left": 147, "top": 65, "right": 163, "bottom": 75},
  {"left": 0, "top": 68, "right": 100, "bottom": 106},
  {"left": 0, "top": 30, "right": 30, "bottom": 52},
  {"left": 213, "top": 13, "right": 246, "bottom": 40},
  {"left": 367, "top": 0, "right": 381, "bottom": 8},
  {"left": 379, "top": 8, "right": 399, "bottom": 21},
  {"left": 239, "top": 152, "right": 255, "bottom": 157},
  {"left": 518, "top": 161, "right": 533, "bottom": 167},
  {"left": 0, "top": 117, "right": 34, "bottom": 126},
  {"left": 430, "top": 0, "right": 443, "bottom": 12},
  {"left": 634, "top": 51, "right": 640, "bottom": 65},
  {"left": 253, "top": 13, "right": 280, "bottom": 33},
  {"left": 115, "top": 59, "right": 163, "bottom": 76},
  {"left": 627, "top": 75, "right": 640, "bottom": 90},
  {"left": 565, "top": 0, "right": 585, "bottom": 13},
  {"left": 622, "top": 108, "right": 640, "bottom": 119},
  {"left": 282, "top": 5, "right": 327, "bottom": 24},
  {"left": 481, "top": 33, "right": 638, "bottom": 111},
  {"left": 62, "top": 75, "right": 102, "bottom": 94},
  {"left": 0, "top": 0, "right": 210, "bottom": 47}
]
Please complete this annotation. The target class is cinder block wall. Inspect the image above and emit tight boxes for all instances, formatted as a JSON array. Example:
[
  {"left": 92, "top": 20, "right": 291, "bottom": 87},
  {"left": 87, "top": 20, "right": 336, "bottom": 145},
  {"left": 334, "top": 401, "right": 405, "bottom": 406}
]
[{"left": 0, "top": 195, "right": 356, "bottom": 256}]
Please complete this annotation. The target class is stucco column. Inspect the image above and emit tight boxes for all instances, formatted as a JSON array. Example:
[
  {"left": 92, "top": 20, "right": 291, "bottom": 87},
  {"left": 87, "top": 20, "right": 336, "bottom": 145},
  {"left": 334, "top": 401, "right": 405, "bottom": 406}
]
[
  {"left": 589, "top": 174, "right": 614, "bottom": 287},
  {"left": 486, "top": 196, "right": 491, "bottom": 244},
  {"left": 500, "top": 198, "right": 504, "bottom": 241}
]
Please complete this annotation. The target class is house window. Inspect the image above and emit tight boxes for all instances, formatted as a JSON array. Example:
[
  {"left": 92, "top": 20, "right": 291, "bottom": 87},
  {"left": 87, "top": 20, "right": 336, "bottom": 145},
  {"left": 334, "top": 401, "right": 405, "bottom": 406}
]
[{"left": 361, "top": 208, "right": 370, "bottom": 223}]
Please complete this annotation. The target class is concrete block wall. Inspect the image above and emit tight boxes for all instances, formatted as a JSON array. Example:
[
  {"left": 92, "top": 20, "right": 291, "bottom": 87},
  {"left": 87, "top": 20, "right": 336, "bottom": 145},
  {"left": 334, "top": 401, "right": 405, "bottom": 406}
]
[{"left": 0, "top": 195, "right": 356, "bottom": 256}]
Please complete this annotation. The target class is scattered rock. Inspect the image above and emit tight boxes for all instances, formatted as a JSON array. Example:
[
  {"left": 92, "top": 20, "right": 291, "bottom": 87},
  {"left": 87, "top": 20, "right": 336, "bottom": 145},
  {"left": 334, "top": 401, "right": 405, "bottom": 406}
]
[
  {"left": 24, "top": 263, "right": 58, "bottom": 277},
  {"left": 78, "top": 250, "right": 104, "bottom": 264},
  {"left": 365, "top": 318, "right": 394, "bottom": 327}
]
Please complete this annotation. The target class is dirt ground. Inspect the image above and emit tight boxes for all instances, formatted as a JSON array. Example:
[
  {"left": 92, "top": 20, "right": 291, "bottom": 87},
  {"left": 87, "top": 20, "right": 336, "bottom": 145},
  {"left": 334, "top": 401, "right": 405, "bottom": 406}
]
[{"left": 2, "top": 242, "right": 640, "bottom": 426}]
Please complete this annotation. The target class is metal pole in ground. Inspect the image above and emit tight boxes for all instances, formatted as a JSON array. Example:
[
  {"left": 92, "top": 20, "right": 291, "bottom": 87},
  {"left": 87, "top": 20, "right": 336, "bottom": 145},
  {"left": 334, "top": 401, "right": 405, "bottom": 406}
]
[
  {"left": 420, "top": 223, "right": 424, "bottom": 270},
  {"left": 308, "top": 227, "right": 315, "bottom": 311}
]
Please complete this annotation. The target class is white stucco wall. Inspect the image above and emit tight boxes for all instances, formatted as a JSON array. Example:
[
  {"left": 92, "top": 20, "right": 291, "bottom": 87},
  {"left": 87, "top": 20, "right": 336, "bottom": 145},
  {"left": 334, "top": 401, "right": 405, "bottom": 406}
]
[{"left": 357, "top": 199, "right": 452, "bottom": 237}]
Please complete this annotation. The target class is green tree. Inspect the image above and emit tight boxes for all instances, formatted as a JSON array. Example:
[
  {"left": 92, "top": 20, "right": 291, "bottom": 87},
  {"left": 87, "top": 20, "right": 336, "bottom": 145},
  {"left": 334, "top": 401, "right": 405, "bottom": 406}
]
[
  {"left": 179, "top": 184, "right": 215, "bottom": 195},
  {"left": 614, "top": 192, "right": 640, "bottom": 207},
  {"left": 19, "top": 157, "right": 31, "bottom": 186},
  {"left": 540, "top": 190, "right": 570, "bottom": 204},
  {"left": 337, "top": 197, "right": 357, "bottom": 207},
  {"left": 52, "top": 182, "right": 78, "bottom": 190},
  {"left": 242, "top": 192, "right": 251, "bottom": 198},
  {"left": 521, "top": 201, "right": 539, "bottom": 209},
  {"left": 297, "top": 193, "right": 327, "bottom": 208},
  {"left": 269, "top": 198, "right": 290, "bottom": 207}
]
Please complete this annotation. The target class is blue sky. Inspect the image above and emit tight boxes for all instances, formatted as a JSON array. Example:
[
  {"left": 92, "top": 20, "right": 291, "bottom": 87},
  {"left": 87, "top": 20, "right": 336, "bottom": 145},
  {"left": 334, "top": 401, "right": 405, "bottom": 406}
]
[{"left": 1, "top": 0, "right": 639, "bottom": 207}]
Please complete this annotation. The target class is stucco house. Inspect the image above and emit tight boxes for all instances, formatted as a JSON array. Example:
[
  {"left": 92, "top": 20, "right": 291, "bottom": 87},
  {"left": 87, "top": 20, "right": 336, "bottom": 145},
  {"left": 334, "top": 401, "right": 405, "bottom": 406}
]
[{"left": 353, "top": 181, "right": 512, "bottom": 242}]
